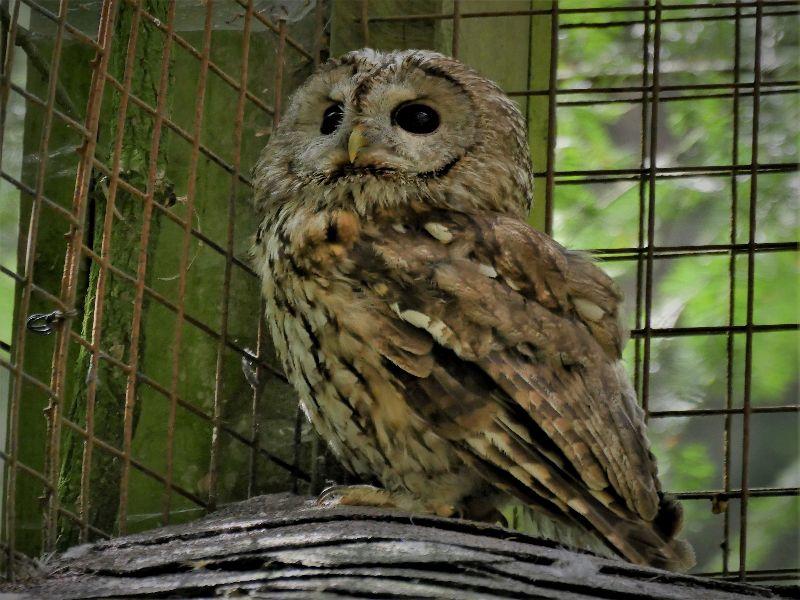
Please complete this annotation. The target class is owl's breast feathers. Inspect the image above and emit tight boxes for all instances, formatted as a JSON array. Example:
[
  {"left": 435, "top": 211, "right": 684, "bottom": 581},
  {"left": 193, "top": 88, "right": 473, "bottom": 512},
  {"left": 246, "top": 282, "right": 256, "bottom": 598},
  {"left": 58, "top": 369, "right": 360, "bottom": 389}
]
[{"left": 258, "top": 205, "right": 694, "bottom": 571}]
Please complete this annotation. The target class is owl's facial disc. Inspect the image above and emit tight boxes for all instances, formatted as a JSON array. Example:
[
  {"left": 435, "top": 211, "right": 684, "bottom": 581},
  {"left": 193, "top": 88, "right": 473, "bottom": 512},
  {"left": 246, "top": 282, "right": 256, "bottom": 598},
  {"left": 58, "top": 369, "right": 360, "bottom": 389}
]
[{"left": 286, "top": 59, "right": 478, "bottom": 183}]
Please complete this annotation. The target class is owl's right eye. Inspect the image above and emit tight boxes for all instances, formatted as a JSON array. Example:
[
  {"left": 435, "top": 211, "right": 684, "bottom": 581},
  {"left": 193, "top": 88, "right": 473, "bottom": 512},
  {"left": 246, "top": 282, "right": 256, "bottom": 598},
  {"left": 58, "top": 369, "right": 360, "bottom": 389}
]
[{"left": 320, "top": 104, "right": 344, "bottom": 135}]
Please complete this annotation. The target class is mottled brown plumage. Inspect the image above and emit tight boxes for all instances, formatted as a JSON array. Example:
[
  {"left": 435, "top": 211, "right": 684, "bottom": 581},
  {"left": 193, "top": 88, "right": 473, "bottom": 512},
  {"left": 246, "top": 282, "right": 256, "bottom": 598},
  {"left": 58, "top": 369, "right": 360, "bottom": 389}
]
[{"left": 253, "top": 49, "right": 694, "bottom": 571}]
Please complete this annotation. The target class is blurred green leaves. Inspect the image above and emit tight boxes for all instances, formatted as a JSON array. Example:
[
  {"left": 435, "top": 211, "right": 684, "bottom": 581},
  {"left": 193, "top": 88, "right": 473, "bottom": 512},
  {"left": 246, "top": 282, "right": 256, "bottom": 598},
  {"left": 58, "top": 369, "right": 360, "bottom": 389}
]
[{"left": 553, "top": 9, "right": 798, "bottom": 574}]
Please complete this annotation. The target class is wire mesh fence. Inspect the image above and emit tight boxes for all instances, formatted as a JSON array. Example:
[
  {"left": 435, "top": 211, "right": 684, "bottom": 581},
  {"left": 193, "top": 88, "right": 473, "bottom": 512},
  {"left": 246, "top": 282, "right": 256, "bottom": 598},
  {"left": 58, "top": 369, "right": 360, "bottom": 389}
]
[{"left": 0, "top": 0, "right": 797, "bottom": 585}]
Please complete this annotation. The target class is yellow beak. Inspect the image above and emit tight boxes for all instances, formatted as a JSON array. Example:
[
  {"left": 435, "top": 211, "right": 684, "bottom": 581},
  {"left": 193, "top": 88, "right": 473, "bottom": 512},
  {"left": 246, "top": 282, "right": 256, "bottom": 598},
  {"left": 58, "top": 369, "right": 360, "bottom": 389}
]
[{"left": 348, "top": 125, "right": 368, "bottom": 163}]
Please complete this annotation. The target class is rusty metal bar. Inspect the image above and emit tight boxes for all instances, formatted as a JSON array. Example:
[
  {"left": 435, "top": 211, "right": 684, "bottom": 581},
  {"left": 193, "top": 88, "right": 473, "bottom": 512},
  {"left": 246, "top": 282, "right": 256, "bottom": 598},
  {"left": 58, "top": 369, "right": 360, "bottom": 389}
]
[
  {"left": 674, "top": 486, "right": 799, "bottom": 500},
  {"left": 629, "top": 323, "right": 797, "bottom": 338},
  {"left": 311, "top": 0, "right": 325, "bottom": 67},
  {"left": 535, "top": 161, "right": 797, "bottom": 179},
  {"left": 649, "top": 405, "right": 798, "bottom": 418},
  {"left": 1, "top": 0, "right": 26, "bottom": 569},
  {"left": 633, "top": 0, "right": 651, "bottom": 398},
  {"left": 208, "top": 0, "right": 256, "bottom": 513},
  {"left": 4, "top": 0, "right": 70, "bottom": 557},
  {"left": 41, "top": 0, "right": 117, "bottom": 559},
  {"left": 739, "top": 0, "right": 764, "bottom": 581},
  {"left": 116, "top": 0, "right": 181, "bottom": 535},
  {"left": 360, "top": 0, "right": 369, "bottom": 47},
  {"left": 508, "top": 80, "right": 799, "bottom": 98},
  {"left": 589, "top": 241, "right": 798, "bottom": 258},
  {"left": 451, "top": 0, "right": 460, "bottom": 59},
  {"left": 707, "top": 568, "right": 800, "bottom": 583},
  {"left": 640, "top": 0, "right": 663, "bottom": 418},
  {"left": 543, "top": 1, "right": 558, "bottom": 236},
  {"left": 557, "top": 8, "right": 797, "bottom": 29},
  {"left": 77, "top": 0, "right": 149, "bottom": 544},
  {"left": 247, "top": 307, "right": 268, "bottom": 496},
  {"left": 555, "top": 87, "right": 796, "bottom": 107},
  {"left": 722, "top": 1, "right": 743, "bottom": 576},
  {"left": 161, "top": 0, "right": 210, "bottom": 526}
]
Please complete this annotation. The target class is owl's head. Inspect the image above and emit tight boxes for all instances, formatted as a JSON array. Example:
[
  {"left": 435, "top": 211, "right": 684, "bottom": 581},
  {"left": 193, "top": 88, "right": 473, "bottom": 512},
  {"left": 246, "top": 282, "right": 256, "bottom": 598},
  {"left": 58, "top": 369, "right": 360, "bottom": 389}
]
[{"left": 255, "top": 49, "right": 532, "bottom": 218}]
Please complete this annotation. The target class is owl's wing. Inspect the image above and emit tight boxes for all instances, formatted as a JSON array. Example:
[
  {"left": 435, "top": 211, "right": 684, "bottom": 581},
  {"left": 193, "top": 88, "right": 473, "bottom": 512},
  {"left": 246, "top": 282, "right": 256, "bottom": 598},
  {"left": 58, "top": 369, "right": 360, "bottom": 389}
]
[{"left": 351, "top": 210, "right": 693, "bottom": 571}]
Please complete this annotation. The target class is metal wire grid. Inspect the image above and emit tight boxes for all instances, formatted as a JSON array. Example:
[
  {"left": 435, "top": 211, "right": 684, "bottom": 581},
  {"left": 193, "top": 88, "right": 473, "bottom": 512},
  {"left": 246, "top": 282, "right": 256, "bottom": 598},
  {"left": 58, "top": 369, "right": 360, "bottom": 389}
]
[{"left": 0, "top": 0, "right": 796, "bottom": 585}]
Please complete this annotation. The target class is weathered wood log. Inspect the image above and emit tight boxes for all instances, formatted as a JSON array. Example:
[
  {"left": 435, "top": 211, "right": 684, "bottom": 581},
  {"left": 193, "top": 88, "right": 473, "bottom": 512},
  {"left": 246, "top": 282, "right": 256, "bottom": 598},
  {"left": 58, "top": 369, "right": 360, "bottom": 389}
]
[{"left": 0, "top": 493, "right": 792, "bottom": 599}]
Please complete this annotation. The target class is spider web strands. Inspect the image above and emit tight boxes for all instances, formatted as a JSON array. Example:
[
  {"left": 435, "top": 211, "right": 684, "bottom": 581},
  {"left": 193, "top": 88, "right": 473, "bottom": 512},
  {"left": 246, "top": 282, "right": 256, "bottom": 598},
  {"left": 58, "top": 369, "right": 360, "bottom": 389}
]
[{"left": 18, "top": 0, "right": 102, "bottom": 51}]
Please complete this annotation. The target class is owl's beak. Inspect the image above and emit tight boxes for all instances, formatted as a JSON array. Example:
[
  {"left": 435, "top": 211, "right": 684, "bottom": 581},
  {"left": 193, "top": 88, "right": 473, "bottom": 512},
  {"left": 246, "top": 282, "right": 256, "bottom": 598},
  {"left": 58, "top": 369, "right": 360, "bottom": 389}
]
[{"left": 348, "top": 125, "right": 368, "bottom": 163}]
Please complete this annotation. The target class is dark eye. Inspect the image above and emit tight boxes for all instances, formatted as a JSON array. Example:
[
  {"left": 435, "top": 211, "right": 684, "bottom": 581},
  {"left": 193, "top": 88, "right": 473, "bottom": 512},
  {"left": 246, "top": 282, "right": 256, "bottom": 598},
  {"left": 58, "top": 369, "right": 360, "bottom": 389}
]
[
  {"left": 392, "top": 103, "right": 440, "bottom": 134},
  {"left": 320, "top": 104, "right": 343, "bottom": 135}
]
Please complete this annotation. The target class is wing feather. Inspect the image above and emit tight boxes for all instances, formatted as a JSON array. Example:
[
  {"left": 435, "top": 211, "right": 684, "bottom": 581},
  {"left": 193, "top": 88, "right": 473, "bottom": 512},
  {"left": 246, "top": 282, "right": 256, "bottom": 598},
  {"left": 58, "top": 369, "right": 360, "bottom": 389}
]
[{"left": 346, "top": 211, "right": 693, "bottom": 570}]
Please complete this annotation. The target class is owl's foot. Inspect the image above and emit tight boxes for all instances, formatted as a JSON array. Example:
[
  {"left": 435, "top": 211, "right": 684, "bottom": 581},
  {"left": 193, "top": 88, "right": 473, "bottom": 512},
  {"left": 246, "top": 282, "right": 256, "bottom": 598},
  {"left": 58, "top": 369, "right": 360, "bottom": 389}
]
[{"left": 316, "top": 484, "right": 456, "bottom": 518}]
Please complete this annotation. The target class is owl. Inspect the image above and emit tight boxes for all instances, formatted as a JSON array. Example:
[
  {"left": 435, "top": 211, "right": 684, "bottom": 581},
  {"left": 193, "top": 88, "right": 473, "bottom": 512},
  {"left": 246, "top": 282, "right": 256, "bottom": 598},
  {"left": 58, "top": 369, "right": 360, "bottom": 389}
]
[{"left": 252, "top": 49, "right": 694, "bottom": 572}]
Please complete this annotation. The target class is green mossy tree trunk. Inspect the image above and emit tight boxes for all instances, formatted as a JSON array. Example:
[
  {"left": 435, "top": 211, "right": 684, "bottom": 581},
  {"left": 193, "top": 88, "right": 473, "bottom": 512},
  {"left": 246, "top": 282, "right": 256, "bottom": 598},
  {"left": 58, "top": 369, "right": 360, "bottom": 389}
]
[{"left": 57, "top": 0, "right": 171, "bottom": 548}]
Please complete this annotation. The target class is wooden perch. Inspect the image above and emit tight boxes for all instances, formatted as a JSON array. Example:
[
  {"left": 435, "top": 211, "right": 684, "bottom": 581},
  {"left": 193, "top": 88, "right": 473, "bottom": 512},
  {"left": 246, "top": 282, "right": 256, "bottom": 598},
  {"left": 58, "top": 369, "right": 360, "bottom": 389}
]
[{"left": 0, "top": 493, "right": 791, "bottom": 599}]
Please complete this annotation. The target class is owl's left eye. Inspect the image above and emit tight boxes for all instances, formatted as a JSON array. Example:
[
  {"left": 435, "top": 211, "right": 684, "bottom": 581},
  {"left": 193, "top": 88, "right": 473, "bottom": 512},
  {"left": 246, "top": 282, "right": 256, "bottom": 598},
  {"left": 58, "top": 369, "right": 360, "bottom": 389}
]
[
  {"left": 320, "top": 104, "right": 344, "bottom": 135},
  {"left": 392, "top": 103, "right": 440, "bottom": 135}
]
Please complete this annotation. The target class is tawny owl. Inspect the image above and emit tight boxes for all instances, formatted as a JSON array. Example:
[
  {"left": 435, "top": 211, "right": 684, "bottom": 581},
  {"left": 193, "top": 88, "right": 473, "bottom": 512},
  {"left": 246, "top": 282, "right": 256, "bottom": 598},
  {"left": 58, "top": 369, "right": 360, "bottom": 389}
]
[{"left": 252, "top": 49, "right": 694, "bottom": 571}]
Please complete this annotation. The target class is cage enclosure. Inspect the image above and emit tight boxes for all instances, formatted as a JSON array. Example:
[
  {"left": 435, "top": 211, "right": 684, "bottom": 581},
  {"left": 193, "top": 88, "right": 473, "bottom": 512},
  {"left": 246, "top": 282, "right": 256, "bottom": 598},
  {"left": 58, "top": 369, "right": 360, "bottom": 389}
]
[{"left": 0, "top": 0, "right": 797, "bottom": 588}]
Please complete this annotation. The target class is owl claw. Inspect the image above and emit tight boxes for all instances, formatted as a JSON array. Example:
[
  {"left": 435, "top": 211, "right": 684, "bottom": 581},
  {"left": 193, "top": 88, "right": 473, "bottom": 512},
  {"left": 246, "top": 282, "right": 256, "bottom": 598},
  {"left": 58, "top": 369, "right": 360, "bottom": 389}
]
[
  {"left": 316, "top": 484, "right": 397, "bottom": 509},
  {"left": 315, "top": 484, "right": 457, "bottom": 518}
]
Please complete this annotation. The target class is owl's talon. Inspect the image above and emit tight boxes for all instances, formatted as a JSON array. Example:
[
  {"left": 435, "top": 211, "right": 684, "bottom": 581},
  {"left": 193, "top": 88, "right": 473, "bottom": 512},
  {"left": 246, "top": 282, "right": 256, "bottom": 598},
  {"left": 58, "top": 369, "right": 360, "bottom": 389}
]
[
  {"left": 316, "top": 484, "right": 397, "bottom": 509},
  {"left": 315, "top": 484, "right": 456, "bottom": 518}
]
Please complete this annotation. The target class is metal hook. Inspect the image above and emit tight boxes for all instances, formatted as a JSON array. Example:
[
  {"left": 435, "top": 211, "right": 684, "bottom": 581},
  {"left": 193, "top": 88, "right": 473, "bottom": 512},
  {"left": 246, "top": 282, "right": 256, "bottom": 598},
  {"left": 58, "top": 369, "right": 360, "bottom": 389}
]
[{"left": 26, "top": 309, "right": 79, "bottom": 336}]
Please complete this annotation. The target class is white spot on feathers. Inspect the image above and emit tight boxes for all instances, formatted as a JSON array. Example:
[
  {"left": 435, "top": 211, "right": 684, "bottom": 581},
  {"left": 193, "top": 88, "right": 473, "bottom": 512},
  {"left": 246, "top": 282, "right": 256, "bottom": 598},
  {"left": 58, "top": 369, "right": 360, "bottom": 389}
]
[
  {"left": 573, "top": 297, "right": 605, "bottom": 322},
  {"left": 478, "top": 263, "right": 498, "bottom": 278},
  {"left": 423, "top": 222, "right": 453, "bottom": 243},
  {"left": 391, "top": 303, "right": 432, "bottom": 329},
  {"left": 567, "top": 498, "right": 590, "bottom": 516}
]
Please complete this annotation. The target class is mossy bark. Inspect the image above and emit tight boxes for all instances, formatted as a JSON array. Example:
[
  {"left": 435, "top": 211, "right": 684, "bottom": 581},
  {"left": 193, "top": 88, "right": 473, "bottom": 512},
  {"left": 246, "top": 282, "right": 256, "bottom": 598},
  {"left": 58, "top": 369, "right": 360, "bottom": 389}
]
[{"left": 57, "top": 0, "right": 171, "bottom": 548}]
